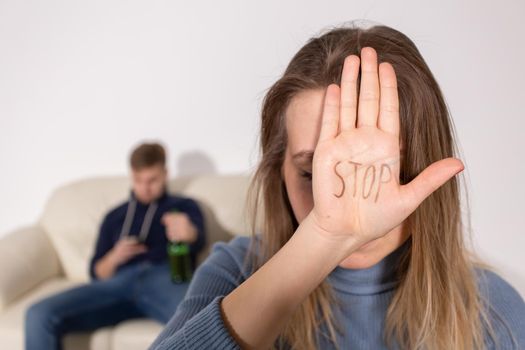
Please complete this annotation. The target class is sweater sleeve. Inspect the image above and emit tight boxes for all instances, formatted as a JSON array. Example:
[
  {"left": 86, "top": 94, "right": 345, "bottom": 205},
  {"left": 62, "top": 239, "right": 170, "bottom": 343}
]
[
  {"left": 476, "top": 268, "right": 525, "bottom": 349},
  {"left": 148, "top": 235, "right": 253, "bottom": 350},
  {"left": 88, "top": 212, "right": 116, "bottom": 280},
  {"left": 181, "top": 198, "right": 206, "bottom": 258}
]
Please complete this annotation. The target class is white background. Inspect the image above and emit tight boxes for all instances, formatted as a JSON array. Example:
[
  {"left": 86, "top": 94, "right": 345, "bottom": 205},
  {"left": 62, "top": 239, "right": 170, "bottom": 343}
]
[{"left": 0, "top": 0, "right": 524, "bottom": 296}]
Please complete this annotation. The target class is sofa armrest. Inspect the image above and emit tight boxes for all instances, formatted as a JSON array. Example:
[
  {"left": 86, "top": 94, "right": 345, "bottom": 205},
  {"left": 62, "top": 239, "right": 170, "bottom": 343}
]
[{"left": 0, "top": 226, "right": 61, "bottom": 311}]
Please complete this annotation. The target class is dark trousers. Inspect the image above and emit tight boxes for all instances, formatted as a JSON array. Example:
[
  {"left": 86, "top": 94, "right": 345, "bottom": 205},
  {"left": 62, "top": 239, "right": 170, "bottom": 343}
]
[{"left": 25, "top": 261, "right": 189, "bottom": 350}]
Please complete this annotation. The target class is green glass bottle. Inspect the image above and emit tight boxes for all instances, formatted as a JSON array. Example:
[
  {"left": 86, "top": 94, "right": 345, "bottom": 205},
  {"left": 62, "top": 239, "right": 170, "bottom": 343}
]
[
  {"left": 166, "top": 209, "right": 193, "bottom": 283},
  {"left": 167, "top": 241, "right": 193, "bottom": 283}
]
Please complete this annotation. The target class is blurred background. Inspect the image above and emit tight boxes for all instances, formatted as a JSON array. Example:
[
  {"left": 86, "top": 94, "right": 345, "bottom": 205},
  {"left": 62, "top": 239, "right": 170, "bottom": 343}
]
[{"left": 0, "top": 0, "right": 523, "bottom": 296}]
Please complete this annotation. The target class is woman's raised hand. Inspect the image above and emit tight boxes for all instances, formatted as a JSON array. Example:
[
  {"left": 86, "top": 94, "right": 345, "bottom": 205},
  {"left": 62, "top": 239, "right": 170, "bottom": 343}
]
[{"left": 309, "top": 47, "right": 463, "bottom": 248}]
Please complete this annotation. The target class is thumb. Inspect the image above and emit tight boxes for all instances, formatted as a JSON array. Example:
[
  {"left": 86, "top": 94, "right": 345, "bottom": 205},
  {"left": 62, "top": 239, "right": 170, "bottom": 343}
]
[{"left": 400, "top": 157, "right": 464, "bottom": 213}]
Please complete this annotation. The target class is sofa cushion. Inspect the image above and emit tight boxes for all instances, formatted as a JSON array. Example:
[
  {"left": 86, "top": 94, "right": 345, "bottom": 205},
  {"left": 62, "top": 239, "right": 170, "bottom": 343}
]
[
  {"left": 110, "top": 319, "right": 164, "bottom": 350},
  {"left": 39, "top": 177, "right": 131, "bottom": 282},
  {"left": 0, "top": 277, "right": 81, "bottom": 348},
  {"left": 0, "top": 226, "right": 61, "bottom": 311}
]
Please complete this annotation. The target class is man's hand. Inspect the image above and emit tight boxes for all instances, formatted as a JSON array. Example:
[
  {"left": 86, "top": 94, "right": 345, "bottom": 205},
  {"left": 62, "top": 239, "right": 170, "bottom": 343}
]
[
  {"left": 94, "top": 237, "right": 147, "bottom": 280},
  {"left": 108, "top": 237, "right": 148, "bottom": 266},
  {"left": 162, "top": 212, "right": 198, "bottom": 243}
]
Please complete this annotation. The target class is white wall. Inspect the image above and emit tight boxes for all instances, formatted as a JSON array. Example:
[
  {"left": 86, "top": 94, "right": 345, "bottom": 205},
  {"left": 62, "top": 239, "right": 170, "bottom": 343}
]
[{"left": 1, "top": 0, "right": 524, "bottom": 296}]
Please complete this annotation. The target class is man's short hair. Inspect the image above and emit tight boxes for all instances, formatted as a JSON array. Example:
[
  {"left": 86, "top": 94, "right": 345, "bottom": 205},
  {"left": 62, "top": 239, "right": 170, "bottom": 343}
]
[{"left": 130, "top": 143, "right": 166, "bottom": 170}]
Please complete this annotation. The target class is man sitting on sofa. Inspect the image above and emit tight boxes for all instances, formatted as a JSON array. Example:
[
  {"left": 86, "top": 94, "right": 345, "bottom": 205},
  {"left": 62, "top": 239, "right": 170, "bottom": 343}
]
[{"left": 25, "top": 142, "right": 206, "bottom": 350}]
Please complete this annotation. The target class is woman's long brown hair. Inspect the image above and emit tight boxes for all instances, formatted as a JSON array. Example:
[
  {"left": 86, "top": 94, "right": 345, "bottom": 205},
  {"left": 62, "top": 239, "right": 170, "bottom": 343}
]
[{"left": 244, "top": 23, "right": 510, "bottom": 349}]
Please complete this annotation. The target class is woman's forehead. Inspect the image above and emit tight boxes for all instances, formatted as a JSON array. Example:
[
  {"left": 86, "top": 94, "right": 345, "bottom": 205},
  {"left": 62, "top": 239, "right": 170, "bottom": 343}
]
[{"left": 285, "top": 88, "right": 325, "bottom": 158}]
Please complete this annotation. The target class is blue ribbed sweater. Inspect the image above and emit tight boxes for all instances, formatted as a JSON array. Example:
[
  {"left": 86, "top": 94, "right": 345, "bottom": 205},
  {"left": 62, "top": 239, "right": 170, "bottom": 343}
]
[{"left": 149, "top": 235, "right": 525, "bottom": 349}]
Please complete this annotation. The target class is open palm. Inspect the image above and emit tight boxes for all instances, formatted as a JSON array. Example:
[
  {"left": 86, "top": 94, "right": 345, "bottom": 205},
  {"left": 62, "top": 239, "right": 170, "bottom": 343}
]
[{"left": 310, "top": 47, "right": 463, "bottom": 245}]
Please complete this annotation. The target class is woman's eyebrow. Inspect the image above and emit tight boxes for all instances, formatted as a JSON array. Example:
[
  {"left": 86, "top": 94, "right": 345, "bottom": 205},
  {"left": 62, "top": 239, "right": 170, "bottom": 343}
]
[{"left": 292, "top": 150, "right": 314, "bottom": 165}]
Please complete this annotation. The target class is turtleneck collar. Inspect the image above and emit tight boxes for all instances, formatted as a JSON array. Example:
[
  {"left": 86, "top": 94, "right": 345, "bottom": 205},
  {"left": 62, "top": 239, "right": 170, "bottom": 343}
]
[{"left": 327, "top": 238, "right": 411, "bottom": 295}]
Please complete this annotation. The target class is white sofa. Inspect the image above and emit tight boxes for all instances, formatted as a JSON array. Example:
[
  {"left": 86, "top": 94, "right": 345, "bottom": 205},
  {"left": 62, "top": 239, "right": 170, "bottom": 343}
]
[{"left": 0, "top": 174, "right": 253, "bottom": 350}]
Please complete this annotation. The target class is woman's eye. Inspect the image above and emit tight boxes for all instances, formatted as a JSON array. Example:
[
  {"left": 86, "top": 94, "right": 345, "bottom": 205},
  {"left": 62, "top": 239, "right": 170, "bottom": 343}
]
[{"left": 300, "top": 171, "right": 312, "bottom": 181}]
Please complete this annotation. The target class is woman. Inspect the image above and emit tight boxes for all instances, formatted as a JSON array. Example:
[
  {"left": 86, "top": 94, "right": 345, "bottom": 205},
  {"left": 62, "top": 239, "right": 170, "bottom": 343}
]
[{"left": 150, "top": 24, "right": 524, "bottom": 349}]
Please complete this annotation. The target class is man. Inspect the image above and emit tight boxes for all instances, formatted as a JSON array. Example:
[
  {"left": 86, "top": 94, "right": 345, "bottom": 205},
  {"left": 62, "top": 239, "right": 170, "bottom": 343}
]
[{"left": 25, "top": 142, "right": 206, "bottom": 350}]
